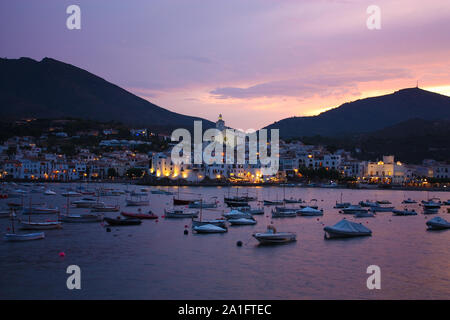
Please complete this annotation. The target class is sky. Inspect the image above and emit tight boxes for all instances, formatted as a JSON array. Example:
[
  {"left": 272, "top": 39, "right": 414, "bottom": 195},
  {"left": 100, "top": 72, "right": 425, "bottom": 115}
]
[{"left": 1, "top": 0, "right": 450, "bottom": 130}]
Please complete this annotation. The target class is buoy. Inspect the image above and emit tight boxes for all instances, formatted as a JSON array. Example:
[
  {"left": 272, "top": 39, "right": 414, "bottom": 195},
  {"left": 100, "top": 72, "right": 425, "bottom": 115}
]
[
  {"left": 106, "top": 227, "right": 111, "bottom": 232},
  {"left": 59, "top": 252, "right": 65, "bottom": 257},
  {"left": 236, "top": 241, "right": 243, "bottom": 247},
  {"left": 184, "top": 229, "right": 188, "bottom": 235}
]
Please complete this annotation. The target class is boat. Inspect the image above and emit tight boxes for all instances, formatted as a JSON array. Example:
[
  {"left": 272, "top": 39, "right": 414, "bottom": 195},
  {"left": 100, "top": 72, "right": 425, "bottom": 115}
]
[
  {"left": 272, "top": 207, "right": 297, "bottom": 218},
  {"left": 91, "top": 204, "right": 120, "bottom": 212},
  {"left": 422, "top": 200, "right": 441, "bottom": 210},
  {"left": 239, "top": 206, "right": 264, "bottom": 215},
  {"left": 61, "top": 191, "right": 82, "bottom": 197},
  {"left": 188, "top": 200, "right": 218, "bottom": 209},
  {"left": 4, "top": 212, "right": 45, "bottom": 241},
  {"left": 193, "top": 224, "right": 227, "bottom": 234},
  {"left": 321, "top": 182, "right": 338, "bottom": 188},
  {"left": 20, "top": 220, "right": 62, "bottom": 230},
  {"left": 283, "top": 198, "right": 302, "bottom": 204},
  {"left": 369, "top": 204, "right": 394, "bottom": 212},
  {"left": 222, "top": 209, "right": 252, "bottom": 220},
  {"left": 192, "top": 219, "right": 227, "bottom": 229},
  {"left": 164, "top": 208, "right": 199, "bottom": 218},
  {"left": 104, "top": 216, "right": 142, "bottom": 226},
  {"left": 263, "top": 200, "right": 284, "bottom": 206},
  {"left": 224, "top": 199, "right": 249, "bottom": 207},
  {"left": 72, "top": 198, "right": 104, "bottom": 208},
  {"left": 402, "top": 198, "right": 417, "bottom": 204},
  {"left": 354, "top": 211, "right": 375, "bottom": 218},
  {"left": 22, "top": 205, "right": 60, "bottom": 215},
  {"left": 341, "top": 205, "right": 367, "bottom": 214},
  {"left": 121, "top": 210, "right": 158, "bottom": 219},
  {"left": 359, "top": 200, "right": 378, "bottom": 207},
  {"left": 5, "top": 232, "right": 45, "bottom": 241},
  {"left": 60, "top": 213, "right": 104, "bottom": 223},
  {"left": 126, "top": 199, "right": 149, "bottom": 206},
  {"left": 426, "top": 217, "right": 450, "bottom": 230},
  {"left": 173, "top": 198, "right": 198, "bottom": 205},
  {"left": 393, "top": 209, "right": 417, "bottom": 216},
  {"left": 228, "top": 217, "right": 257, "bottom": 226},
  {"left": 298, "top": 207, "right": 323, "bottom": 216},
  {"left": 8, "top": 189, "right": 28, "bottom": 198},
  {"left": 44, "top": 189, "right": 56, "bottom": 196},
  {"left": 376, "top": 200, "right": 391, "bottom": 205},
  {"left": 253, "top": 225, "right": 296, "bottom": 244},
  {"left": 423, "top": 207, "right": 439, "bottom": 214},
  {"left": 324, "top": 219, "right": 372, "bottom": 239},
  {"left": 334, "top": 202, "right": 351, "bottom": 209},
  {"left": 443, "top": 200, "right": 450, "bottom": 205}
]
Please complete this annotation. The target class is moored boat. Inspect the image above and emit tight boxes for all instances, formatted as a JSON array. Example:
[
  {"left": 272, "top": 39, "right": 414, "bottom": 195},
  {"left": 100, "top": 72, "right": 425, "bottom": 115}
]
[
  {"left": 20, "top": 220, "right": 62, "bottom": 230},
  {"left": 104, "top": 216, "right": 142, "bottom": 226},
  {"left": 126, "top": 199, "right": 149, "bottom": 206},
  {"left": 193, "top": 224, "right": 227, "bottom": 234},
  {"left": 223, "top": 209, "right": 252, "bottom": 220},
  {"left": 228, "top": 217, "right": 257, "bottom": 226},
  {"left": 192, "top": 219, "right": 227, "bottom": 229},
  {"left": 5, "top": 232, "right": 45, "bottom": 241},
  {"left": 253, "top": 225, "right": 296, "bottom": 244},
  {"left": 298, "top": 207, "right": 323, "bottom": 216},
  {"left": 341, "top": 205, "right": 367, "bottom": 214},
  {"left": 426, "top": 217, "right": 450, "bottom": 230},
  {"left": 121, "top": 210, "right": 158, "bottom": 219},
  {"left": 60, "top": 213, "right": 104, "bottom": 223},
  {"left": 402, "top": 198, "right": 417, "bottom": 204},
  {"left": 393, "top": 209, "right": 417, "bottom": 216},
  {"left": 324, "top": 219, "right": 372, "bottom": 239}
]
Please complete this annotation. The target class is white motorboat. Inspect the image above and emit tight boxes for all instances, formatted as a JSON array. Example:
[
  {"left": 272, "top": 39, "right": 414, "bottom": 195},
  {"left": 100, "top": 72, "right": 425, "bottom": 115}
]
[
  {"left": 297, "top": 207, "right": 323, "bottom": 216},
  {"left": 324, "top": 219, "right": 372, "bottom": 239},
  {"left": 228, "top": 218, "right": 257, "bottom": 226},
  {"left": 192, "top": 219, "right": 227, "bottom": 229},
  {"left": 60, "top": 213, "right": 104, "bottom": 223},
  {"left": 61, "top": 191, "right": 82, "bottom": 197},
  {"left": 5, "top": 232, "right": 45, "bottom": 241},
  {"left": 164, "top": 208, "right": 199, "bottom": 218},
  {"left": 193, "top": 224, "right": 227, "bottom": 234},
  {"left": 20, "top": 220, "right": 62, "bottom": 230},
  {"left": 44, "top": 189, "right": 57, "bottom": 196},
  {"left": 253, "top": 226, "right": 296, "bottom": 244},
  {"left": 426, "top": 217, "right": 450, "bottom": 230},
  {"left": 222, "top": 209, "right": 252, "bottom": 220}
]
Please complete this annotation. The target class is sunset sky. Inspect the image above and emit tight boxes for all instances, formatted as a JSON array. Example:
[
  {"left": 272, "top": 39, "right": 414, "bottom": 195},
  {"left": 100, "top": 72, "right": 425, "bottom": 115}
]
[{"left": 1, "top": 0, "right": 450, "bottom": 130}]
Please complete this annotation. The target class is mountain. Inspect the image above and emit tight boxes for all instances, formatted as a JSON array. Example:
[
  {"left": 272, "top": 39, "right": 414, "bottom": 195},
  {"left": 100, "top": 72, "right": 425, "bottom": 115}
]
[
  {"left": 265, "top": 88, "right": 450, "bottom": 138},
  {"left": 0, "top": 57, "right": 213, "bottom": 131}
]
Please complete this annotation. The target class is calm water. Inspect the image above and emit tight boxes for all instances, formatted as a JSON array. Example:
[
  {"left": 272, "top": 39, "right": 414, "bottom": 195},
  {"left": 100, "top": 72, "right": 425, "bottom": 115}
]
[{"left": 0, "top": 184, "right": 449, "bottom": 299}]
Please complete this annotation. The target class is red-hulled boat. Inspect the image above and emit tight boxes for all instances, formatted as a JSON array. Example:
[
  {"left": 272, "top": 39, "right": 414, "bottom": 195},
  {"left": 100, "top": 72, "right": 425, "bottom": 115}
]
[{"left": 121, "top": 210, "right": 158, "bottom": 219}]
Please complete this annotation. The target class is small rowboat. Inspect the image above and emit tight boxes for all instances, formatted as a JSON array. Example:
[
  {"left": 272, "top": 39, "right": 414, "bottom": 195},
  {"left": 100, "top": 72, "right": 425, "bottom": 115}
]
[
  {"left": 121, "top": 211, "right": 158, "bottom": 219},
  {"left": 193, "top": 224, "right": 227, "bottom": 234},
  {"left": 20, "top": 220, "right": 62, "bottom": 230},
  {"left": 4, "top": 232, "right": 45, "bottom": 241},
  {"left": 104, "top": 217, "right": 142, "bottom": 226}
]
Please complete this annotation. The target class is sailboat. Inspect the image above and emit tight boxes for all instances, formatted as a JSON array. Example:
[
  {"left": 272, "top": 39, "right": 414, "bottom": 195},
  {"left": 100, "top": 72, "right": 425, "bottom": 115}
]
[
  {"left": 19, "top": 197, "right": 62, "bottom": 230},
  {"left": 4, "top": 210, "right": 45, "bottom": 241},
  {"left": 192, "top": 199, "right": 227, "bottom": 232}
]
